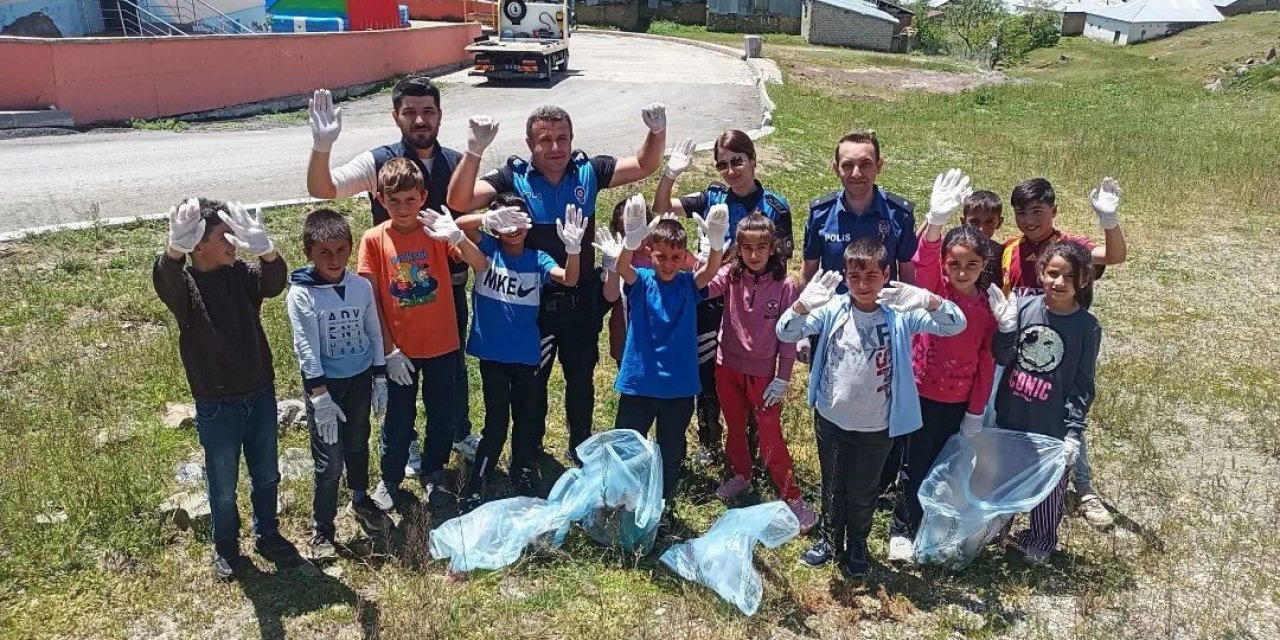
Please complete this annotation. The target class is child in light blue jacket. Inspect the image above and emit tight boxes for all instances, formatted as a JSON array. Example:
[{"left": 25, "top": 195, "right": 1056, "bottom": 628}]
[{"left": 777, "top": 237, "right": 966, "bottom": 579}]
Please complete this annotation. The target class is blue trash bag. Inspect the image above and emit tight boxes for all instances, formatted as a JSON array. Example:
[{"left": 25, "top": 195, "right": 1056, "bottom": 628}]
[
  {"left": 551, "top": 429, "right": 666, "bottom": 554},
  {"left": 428, "top": 496, "right": 567, "bottom": 572},
  {"left": 659, "top": 502, "right": 800, "bottom": 616},
  {"left": 914, "top": 427, "right": 1067, "bottom": 570}
]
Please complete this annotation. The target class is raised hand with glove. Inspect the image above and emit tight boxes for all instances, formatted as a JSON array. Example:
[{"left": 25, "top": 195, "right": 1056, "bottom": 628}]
[
  {"left": 665, "top": 138, "right": 696, "bottom": 180},
  {"left": 876, "top": 280, "right": 941, "bottom": 313},
  {"left": 1090, "top": 177, "right": 1121, "bottom": 230},
  {"left": 986, "top": 284, "right": 1018, "bottom": 332},
  {"left": 167, "top": 198, "right": 206, "bottom": 255},
  {"left": 556, "top": 205, "right": 588, "bottom": 255},
  {"left": 308, "top": 89, "right": 343, "bottom": 154},
  {"left": 641, "top": 102, "right": 667, "bottom": 134},
  {"left": 310, "top": 391, "right": 348, "bottom": 446},
  {"left": 794, "top": 270, "right": 843, "bottom": 314},
  {"left": 218, "top": 202, "right": 276, "bottom": 258},
  {"left": 621, "top": 194, "right": 651, "bottom": 251},
  {"left": 419, "top": 207, "right": 465, "bottom": 247},
  {"left": 385, "top": 348, "right": 415, "bottom": 386},
  {"left": 483, "top": 206, "right": 531, "bottom": 235},
  {"left": 925, "top": 168, "right": 971, "bottom": 228},
  {"left": 466, "top": 115, "right": 499, "bottom": 158},
  {"left": 593, "top": 227, "right": 623, "bottom": 273},
  {"left": 694, "top": 203, "right": 731, "bottom": 252}
]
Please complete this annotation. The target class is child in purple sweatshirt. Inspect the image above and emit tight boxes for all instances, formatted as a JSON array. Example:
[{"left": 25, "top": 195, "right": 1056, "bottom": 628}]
[{"left": 707, "top": 214, "right": 816, "bottom": 531}]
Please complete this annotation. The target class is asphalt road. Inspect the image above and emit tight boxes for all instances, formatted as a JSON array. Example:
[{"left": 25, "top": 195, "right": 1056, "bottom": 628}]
[{"left": 0, "top": 32, "right": 761, "bottom": 233}]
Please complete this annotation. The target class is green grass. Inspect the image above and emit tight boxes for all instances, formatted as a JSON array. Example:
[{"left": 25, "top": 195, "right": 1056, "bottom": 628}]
[
  {"left": 645, "top": 19, "right": 809, "bottom": 46},
  {"left": 4, "top": 12, "right": 1280, "bottom": 640},
  {"left": 129, "top": 117, "right": 189, "bottom": 132}
]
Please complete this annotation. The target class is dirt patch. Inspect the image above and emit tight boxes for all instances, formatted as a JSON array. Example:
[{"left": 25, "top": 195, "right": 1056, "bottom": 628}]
[{"left": 791, "top": 63, "right": 1007, "bottom": 95}]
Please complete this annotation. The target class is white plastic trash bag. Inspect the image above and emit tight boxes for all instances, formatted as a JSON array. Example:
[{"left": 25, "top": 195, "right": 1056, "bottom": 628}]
[
  {"left": 914, "top": 428, "right": 1067, "bottom": 570},
  {"left": 660, "top": 502, "right": 800, "bottom": 615},
  {"left": 429, "top": 496, "right": 566, "bottom": 572}
]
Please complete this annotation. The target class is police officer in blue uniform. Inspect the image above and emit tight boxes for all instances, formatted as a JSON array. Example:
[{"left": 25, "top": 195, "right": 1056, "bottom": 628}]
[
  {"left": 654, "top": 129, "right": 794, "bottom": 465},
  {"left": 447, "top": 103, "right": 668, "bottom": 481}
]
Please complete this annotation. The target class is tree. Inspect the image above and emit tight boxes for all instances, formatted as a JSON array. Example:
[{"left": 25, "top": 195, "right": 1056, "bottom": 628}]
[
  {"left": 907, "top": 0, "right": 950, "bottom": 54},
  {"left": 941, "top": 0, "right": 1003, "bottom": 60}
]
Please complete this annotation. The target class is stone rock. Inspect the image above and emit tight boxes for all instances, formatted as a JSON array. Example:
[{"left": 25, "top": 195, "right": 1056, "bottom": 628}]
[
  {"left": 1058, "top": 54, "right": 1068, "bottom": 61},
  {"left": 323, "top": 565, "right": 344, "bottom": 579},
  {"left": 163, "top": 403, "right": 196, "bottom": 429},
  {"left": 1267, "top": 46, "right": 1276, "bottom": 62},
  {"left": 278, "top": 447, "right": 311, "bottom": 481},
  {"left": 1148, "top": 55, "right": 1158, "bottom": 61},
  {"left": 1236, "top": 66, "right": 1250, "bottom": 76},
  {"left": 1204, "top": 78, "right": 1223, "bottom": 92},
  {"left": 174, "top": 461, "right": 204, "bottom": 488},
  {"left": 277, "top": 489, "right": 296, "bottom": 514},
  {"left": 277, "top": 399, "right": 307, "bottom": 429},
  {"left": 35, "top": 505, "right": 68, "bottom": 525},
  {"left": 160, "top": 491, "right": 210, "bottom": 531},
  {"left": 94, "top": 423, "right": 136, "bottom": 447}
]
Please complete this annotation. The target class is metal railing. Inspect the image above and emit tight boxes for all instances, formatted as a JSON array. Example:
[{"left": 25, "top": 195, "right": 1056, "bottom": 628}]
[
  {"left": 93, "top": 0, "right": 261, "bottom": 36},
  {"left": 103, "top": 0, "right": 188, "bottom": 36},
  {"left": 142, "top": 0, "right": 259, "bottom": 34}
]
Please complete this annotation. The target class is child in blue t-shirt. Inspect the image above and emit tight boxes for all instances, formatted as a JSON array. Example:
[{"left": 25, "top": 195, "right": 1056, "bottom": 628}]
[
  {"left": 612, "top": 194, "right": 729, "bottom": 500},
  {"left": 455, "top": 193, "right": 587, "bottom": 509}
]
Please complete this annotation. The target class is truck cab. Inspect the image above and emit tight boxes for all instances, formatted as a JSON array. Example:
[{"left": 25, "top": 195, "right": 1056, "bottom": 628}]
[{"left": 466, "top": 0, "right": 571, "bottom": 81}]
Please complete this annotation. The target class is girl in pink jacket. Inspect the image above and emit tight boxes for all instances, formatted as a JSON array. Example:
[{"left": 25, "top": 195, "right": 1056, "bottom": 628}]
[{"left": 707, "top": 213, "right": 816, "bottom": 532}]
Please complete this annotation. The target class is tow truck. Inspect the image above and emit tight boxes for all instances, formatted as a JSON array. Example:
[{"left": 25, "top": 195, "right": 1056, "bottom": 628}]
[{"left": 466, "top": 0, "right": 573, "bottom": 81}]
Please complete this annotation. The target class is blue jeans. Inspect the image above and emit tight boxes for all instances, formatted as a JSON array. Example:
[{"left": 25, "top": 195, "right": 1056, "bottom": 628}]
[
  {"left": 381, "top": 350, "right": 459, "bottom": 487},
  {"left": 194, "top": 385, "right": 280, "bottom": 546},
  {"left": 452, "top": 280, "right": 473, "bottom": 442}
]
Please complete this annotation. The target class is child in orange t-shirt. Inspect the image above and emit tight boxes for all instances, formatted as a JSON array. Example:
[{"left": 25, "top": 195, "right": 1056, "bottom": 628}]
[{"left": 358, "top": 158, "right": 486, "bottom": 510}]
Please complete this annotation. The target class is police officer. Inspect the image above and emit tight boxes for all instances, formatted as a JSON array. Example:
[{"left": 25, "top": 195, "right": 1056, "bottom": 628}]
[
  {"left": 305, "top": 77, "right": 481, "bottom": 494},
  {"left": 446, "top": 103, "right": 667, "bottom": 479},
  {"left": 653, "top": 129, "right": 794, "bottom": 466}
]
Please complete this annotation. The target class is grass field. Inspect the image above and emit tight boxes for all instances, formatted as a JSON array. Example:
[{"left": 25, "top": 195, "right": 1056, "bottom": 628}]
[{"left": 3, "top": 13, "right": 1280, "bottom": 640}]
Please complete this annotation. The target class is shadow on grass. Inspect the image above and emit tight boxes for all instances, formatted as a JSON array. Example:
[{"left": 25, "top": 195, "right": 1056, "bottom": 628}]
[{"left": 236, "top": 556, "right": 380, "bottom": 640}]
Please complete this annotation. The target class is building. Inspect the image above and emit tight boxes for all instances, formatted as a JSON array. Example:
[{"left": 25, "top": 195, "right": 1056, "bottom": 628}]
[
  {"left": 1062, "top": 0, "right": 1222, "bottom": 44},
  {"left": 801, "top": 0, "right": 908, "bottom": 51},
  {"left": 707, "top": 0, "right": 803, "bottom": 34},
  {"left": 1213, "top": 0, "right": 1280, "bottom": 16}
]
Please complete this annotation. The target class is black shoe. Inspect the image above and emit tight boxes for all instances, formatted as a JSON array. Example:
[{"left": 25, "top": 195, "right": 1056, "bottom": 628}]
[
  {"left": 212, "top": 543, "right": 240, "bottom": 581},
  {"left": 254, "top": 532, "right": 300, "bottom": 564},
  {"left": 421, "top": 472, "right": 457, "bottom": 508},
  {"left": 308, "top": 532, "right": 337, "bottom": 560},
  {"left": 840, "top": 540, "right": 870, "bottom": 580},
  {"left": 512, "top": 468, "right": 538, "bottom": 497},
  {"left": 350, "top": 496, "right": 393, "bottom": 532},
  {"left": 800, "top": 539, "right": 834, "bottom": 567}
]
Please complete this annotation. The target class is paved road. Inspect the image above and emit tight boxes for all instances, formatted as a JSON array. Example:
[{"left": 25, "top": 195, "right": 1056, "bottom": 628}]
[{"left": 0, "top": 33, "right": 760, "bottom": 233}]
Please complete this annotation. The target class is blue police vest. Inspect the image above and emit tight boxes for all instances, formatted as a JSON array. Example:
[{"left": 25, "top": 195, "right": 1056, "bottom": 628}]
[
  {"left": 508, "top": 151, "right": 601, "bottom": 223},
  {"left": 807, "top": 186, "right": 915, "bottom": 282},
  {"left": 369, "top": 140, "right": 461, "bottom": 226},
  {"left": 700, "top": 182, "right": 789, "bottom": 242}
]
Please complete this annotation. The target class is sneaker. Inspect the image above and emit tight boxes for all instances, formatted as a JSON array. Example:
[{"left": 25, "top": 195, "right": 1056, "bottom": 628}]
[
  {"left": 800, "top": 539, "right": 834, "bottom": 567},
  {"left": 840, "top": 540, "right": 870, "bottom": 580},
  {"left": 715, "top": 475, "right": 752, "bottom": 501},
  {"left": 1078, "top": 494, "right": 1115, "bottom": 529},
  {"left": 308, "top": 532, "right": 337, "bottom": 560},
  {"left": 254, "top": 532, "right": 300, "bottom": 564},
  {"left": 405, "top": 440, "right": 423, "bottom": 478},
  {"left": 370, "top": 480, "right": 396, "bottom": 511},
  {"left": 512, "top": 468, "right": 537, "bottom": 497},
  {"left": 350, "top": 496, "right": 393, "bottom": 532},
  {"left": 788, "top": 498, "right": 818, "bottom": 534},
  {"left": 452, "top": 434, "right": 481, "bottom": 462},
  {"left": 1009, "top": 534, "right": 1051, "bottom": 565},
  {"left": 421, "top": 472, "right": 456, "bottom": 508},
  {"left": 887, "top": 534, "right": 914, "bottom": 563},
  {"left": 212, "top": 543, "right": 240, "bottom": 581}
]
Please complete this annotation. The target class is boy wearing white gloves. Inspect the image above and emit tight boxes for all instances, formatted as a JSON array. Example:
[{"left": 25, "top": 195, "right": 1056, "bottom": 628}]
[{"left": 286, "top": 209, "right": 395, "bottom": 559}]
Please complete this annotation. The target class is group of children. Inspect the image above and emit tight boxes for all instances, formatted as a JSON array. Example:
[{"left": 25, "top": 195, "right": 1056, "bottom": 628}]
[{"left": 154, "top": 132, "right": 1126, "bottom": 582}]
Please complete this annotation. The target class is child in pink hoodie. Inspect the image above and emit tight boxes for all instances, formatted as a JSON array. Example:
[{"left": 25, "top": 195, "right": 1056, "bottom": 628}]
[
  {"left": 707, "top": 213, "right": 816, "bottom": 531},
  {"left": 887, "top": 170, "right": 1001, "bottom": 562}
]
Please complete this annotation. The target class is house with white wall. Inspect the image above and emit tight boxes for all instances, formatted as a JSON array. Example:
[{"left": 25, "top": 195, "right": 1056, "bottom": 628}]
[{"left": 1062, "top": 0, "right": 1222, "bottom": 44}]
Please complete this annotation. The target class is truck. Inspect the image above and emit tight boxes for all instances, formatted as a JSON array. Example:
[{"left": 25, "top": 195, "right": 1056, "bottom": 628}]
[{"left": 466, "top": 0, "right": 572, "bottom": 82}]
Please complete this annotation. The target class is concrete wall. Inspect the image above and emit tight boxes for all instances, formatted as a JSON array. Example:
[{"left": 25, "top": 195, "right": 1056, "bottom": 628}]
[
  {"left": 707, "top": 10, "right": 799, "bottom": 33},
  {"left": 1061, "top": 10, "right": 1084, "bottom": 36},
  {"left": 0, "top": 0, "right": 104, "bottom": 37},
  {"left": 0, "top": 22, "right": 479, "bottom": 123},
  {"left": 802, "top": 0, "right": 892, "bottom": 50},
  {"left": 1219, "top": 0, "right": 1280, "bottom": 15},
  {"left": 1082, "top": 14, "right": 1130, "bottom": 44},
  {"left": 575, "top": 0, "right": 647, "bottom": 29},
  {"left": 652, "top": 0, "right": 705, "bottom": 24}
]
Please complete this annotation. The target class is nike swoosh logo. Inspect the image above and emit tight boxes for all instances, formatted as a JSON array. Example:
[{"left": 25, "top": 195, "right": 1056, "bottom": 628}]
[{"left": 517, "top": 284, "right": 536, "bottom": 297}]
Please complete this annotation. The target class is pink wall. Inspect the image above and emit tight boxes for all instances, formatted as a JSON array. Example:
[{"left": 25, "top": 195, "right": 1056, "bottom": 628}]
[
  {"left": 404, "top": 0, "right": 494, "bottom": 22},
  {"left": 0, "top": 22, "right": 480, "bottom": 124}
]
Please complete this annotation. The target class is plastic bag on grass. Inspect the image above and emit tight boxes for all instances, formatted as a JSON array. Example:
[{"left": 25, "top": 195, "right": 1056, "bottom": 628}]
[
  {"left": 914, "top": 427, "right": 1067, "bottom": 570},
  {"left": 429, "top": 496, "right": 566, "bottom": 572},
  {"left": 552, "top": 429, "right": 666, "bottom": 554},
  {"left": 659, "top": 501, "right": 800, "bottom": 615}
]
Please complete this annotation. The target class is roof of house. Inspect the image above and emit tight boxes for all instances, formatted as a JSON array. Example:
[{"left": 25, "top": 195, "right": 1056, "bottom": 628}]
[
  {"left": 1062, "top": 0, "right": 1224, "bottom": 22},
  {"left": 814, "top": 0, "right": 899, "bottom": 22},
  {"left": 929, "top": 0, "right": 1073, "bottom": 11}
]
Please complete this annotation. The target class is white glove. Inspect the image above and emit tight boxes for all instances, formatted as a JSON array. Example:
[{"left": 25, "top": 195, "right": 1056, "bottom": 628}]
[
  {"left": 419, "top": 208, "right": 464, "bottom": 247},
  {"left": 372, "top": 376, "right": 387, "bottom": 418},
  {"left": 311, "top": 391, "right": 347, "bottom": 445},
  {"left": 167, "top": 197, "right": 206, "bottom": 254},
  {"left": 1090, "top": 177, "right": 1121, "bottom": 230},
  {"left": 483, "top": 205, "right": 531, "bottom": 235},
  {"left": 986, "top": 284, "right": 1018, "bottom": 333},
  {"left": 385, "top": 348, "right": 415, "bottom": 386},
  {"left": 876, "top": 281, "right": 937, "bottom": 313},
  {"left": 621, "top": 194, "right": 651, "bottom": 251},
  {"left": 695, "top": 233, "right": 711, "bottom": 265},
  {"left": 308, "top": 89, "right": 342, "bottom": 153},
  {"left": 927, "top": 168, "right": 971, "bottom": 227},
  {"left": 796, "top": 270, "right": 842, "bottom": 313},
  {"left": 795, "top": 337, "right": 811, "bottom": 364},
  {"left": 665, "top": 138, "right": 695, "bottom": 179},
  {"left": 694, "top": 203, "right": 730, "bottom": 252},
  {"left": 641, "top": 102, "right": 667, "bottom": 134},
  {"left": 593, "top": 227, "right": 622, "bottom": 273},
  {"left": 557, "top": 205, "right": 589, "bottom": 255},
  {"left": 218, "top": 203, "right": 275, "bottom": 257},
  {"left": 960, "top": 412, "right": 984, "bottom": 437},
  {"left": 762, "top": 378, "right": 789, "bottom": 408},
  {"left": 1063, "top": 432, "right": 1081, "bottom": 467},
  {"left": 467, "top": 115, "right": 499, "bottom": 157}
]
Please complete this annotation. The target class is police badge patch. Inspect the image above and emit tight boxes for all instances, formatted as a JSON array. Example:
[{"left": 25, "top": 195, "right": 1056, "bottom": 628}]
[
  {"left": 878, "top": 220, "right": 891, "bottom": 238},
  {"left": 575, "top": 185, "right": 586, "bottom": 204}
]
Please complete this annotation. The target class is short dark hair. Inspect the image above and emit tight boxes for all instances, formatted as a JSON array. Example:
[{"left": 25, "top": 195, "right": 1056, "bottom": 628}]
[
  {"left": 843, "top": 236, "right": 890, "bottom": 272},
  {"left": 180, "top": 197, "right": 227, "bottom": 243},
  {"left": 526, "top": 105, "right": 573, "bottom": 138},
  {"left": 715, "top": 129, "right": 756, "bottom": 163},
  {"left": 648, "top": 219, "right": 687, "bottom": 251},
  {"left": 835, "top": 129, "right": 881, "bottom": 162},
  {"left": 1011, "top": 178, "right": 1056, "bottom": 211},
  {"left": 492, "top": 192, "right": 529, "bottom": 213},
  {"left": 392, "top": 75, "right": 441, "bottom": 111},
  {"left": 302, "top": 208, "right": 352, "bottom": 253},
  {"left": 964, "top": 190, "right": 1003, "bottom": 216}
]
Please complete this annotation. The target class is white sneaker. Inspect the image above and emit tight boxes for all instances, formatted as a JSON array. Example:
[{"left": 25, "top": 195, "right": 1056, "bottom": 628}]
[
  {"left": 370, "top": 480, "right": 395, "bottom": 511},
  {"left": 888, "top": 535, "right": 915, "bottom": 563},
  {"left": 405, "top": 440, "right": 423, "bottom": 478},
  {"left": 453, "top": 434, "right": 481, "bottom": 462}
]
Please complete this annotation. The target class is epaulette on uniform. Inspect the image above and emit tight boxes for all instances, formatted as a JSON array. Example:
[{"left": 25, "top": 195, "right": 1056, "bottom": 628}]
[
  {"left": 809, "top": 190, "right": 840, "bottom": 211},
  {"left": 882, "top": 190, "right": 915, "bottom": 214}
]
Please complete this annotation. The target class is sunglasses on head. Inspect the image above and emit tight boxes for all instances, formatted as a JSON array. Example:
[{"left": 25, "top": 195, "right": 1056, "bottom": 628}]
[{"left": 714, "top": 156, "right": 748, "bottom": 171}]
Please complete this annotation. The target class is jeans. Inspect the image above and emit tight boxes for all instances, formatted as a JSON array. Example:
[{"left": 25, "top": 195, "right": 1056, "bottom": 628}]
[
  {"left": 614, "top": 394, "right": 695, "bottom": 500},
  {"left": 891, "top": 397, "right": 967, "bottom": 537},
  {"left": 306, "top": 370, "right": 373, "bottom": 536},
  {"left": 695, "top": 297, "right": 724, "bottom": 452},
  {"left": 1066, "top": 428, "right": 1095, "bottom": 495},
  {"left": 535, "top": 288, "right": 601, "bottom": 456},
  {"left": 815, "top": 413, "right": 894, "bottom": 553},
  {"left": 452, "top": 280, "right": 474, "bottom": 442},
  {"left": 471, "top": 360, "right": 541, "bottom": 482},
  {"left": 194, "top": 385, "right": 280, "bottom": 546},
  {"left": 716, "top": 366, "right": 801, "bottom": 501},
  {"left": 381, "top": 350, "right": 458, "bottom": 486}
]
